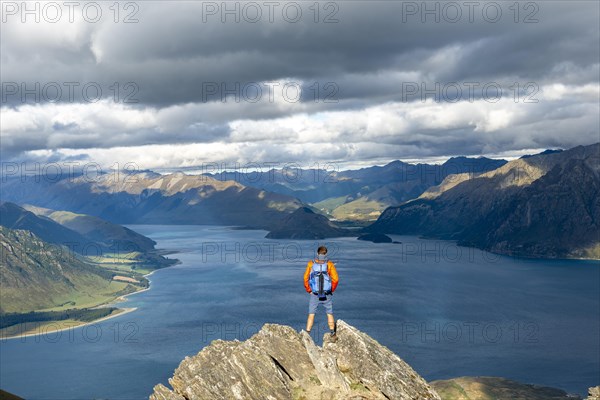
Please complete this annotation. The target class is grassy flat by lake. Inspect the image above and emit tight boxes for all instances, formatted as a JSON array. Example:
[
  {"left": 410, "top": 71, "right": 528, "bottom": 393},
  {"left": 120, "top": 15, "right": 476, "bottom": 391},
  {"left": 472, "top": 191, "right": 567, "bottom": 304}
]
[
  {"left": 0, "top": 308, "right": 136, "bottom": 340},
  {"left": 0, "top": 254, "right": 170, "bottom": 340}
]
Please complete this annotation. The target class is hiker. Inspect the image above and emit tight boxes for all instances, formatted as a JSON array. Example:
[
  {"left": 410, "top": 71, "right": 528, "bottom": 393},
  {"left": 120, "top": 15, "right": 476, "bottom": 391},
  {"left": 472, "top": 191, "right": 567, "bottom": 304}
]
[{"left": 304, "top": 245, "right": 339, "bottom": 340}]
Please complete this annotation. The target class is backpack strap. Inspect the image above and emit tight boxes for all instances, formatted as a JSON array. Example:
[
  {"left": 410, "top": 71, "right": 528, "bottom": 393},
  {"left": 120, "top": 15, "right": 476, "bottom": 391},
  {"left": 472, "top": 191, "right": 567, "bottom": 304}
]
[{"left": 313, "top": 260, "right": 327, "bottom": 273}]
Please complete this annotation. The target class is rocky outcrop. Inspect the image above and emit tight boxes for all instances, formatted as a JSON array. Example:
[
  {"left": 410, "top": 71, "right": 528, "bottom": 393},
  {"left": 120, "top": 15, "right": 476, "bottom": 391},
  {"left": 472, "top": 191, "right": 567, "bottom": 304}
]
[
  {"left": 150, "top": 320, "right": 441, "bottom": 400},
  {"left": 588, "top": 386, "right": 600, "bottom": 400},
  {"left": 431, "top": 377, "right": 584, "bottom": 400}
]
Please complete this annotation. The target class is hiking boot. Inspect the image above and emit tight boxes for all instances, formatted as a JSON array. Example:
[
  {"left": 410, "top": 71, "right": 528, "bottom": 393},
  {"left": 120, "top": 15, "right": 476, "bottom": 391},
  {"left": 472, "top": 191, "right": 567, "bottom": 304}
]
[{"left": 329, "top": 331, "right": 338, "bottom": 343}]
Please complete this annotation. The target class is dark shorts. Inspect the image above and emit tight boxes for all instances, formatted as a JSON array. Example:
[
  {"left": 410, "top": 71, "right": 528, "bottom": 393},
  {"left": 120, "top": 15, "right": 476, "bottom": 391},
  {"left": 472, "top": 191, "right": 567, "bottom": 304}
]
[{"left": 308, "top": 293, "right": 333, "bottom": 314}]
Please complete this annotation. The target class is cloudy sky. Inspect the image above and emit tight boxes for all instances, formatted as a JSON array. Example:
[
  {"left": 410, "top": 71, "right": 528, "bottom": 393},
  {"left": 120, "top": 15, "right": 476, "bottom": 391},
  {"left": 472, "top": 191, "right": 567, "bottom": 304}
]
[{"left": 1, "top": 0, "right": 599, "bottom": 171}]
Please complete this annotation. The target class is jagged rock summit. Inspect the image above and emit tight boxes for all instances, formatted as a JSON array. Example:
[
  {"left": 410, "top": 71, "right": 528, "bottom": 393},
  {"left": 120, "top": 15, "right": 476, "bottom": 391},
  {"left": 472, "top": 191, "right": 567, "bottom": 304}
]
[
  {"left": 588, "top": 386, "right": 600, "bottom": 400},
  {"left": 150, "top": 320, "right": 441, "bottom": 400}
]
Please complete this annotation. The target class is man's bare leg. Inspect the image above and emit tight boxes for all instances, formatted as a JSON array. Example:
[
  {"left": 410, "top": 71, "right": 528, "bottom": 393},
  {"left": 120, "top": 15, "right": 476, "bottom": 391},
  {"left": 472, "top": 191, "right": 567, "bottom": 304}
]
[
  {"left": 327, "top": 314, "right": 335, "bottom": 331},
  {"left": 306, "top": 313, "right": 315, "bottom": 332}
]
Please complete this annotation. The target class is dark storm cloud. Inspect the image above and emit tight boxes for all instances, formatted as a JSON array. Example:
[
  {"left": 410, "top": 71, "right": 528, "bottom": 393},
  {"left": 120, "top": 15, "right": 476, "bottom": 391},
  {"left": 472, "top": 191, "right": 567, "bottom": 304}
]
[
  {"left": 2, "top": 1, "right": 598, "bottom": 107},
  {"left": 0, "top": 0, "right": 598, "bottom": 166}
]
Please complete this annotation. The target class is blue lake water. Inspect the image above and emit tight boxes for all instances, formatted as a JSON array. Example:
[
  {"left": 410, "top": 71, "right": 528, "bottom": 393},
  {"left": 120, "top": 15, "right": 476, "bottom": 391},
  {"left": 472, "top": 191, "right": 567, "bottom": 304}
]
[{"left": 1, "top": 225, "right": 598, "bottom": 399}]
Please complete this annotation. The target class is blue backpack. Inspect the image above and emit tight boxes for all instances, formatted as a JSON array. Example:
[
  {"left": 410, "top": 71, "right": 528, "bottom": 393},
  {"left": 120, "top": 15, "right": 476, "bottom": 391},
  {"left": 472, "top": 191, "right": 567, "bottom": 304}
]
[{"left": 309, "top": 260, "right": 332, "bottom": 298}]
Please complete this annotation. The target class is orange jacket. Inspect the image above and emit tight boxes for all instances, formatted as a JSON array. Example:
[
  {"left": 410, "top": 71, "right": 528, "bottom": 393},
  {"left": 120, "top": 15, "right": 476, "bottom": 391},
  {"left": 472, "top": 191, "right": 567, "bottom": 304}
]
[{"left": 304, "top": 260, "right": 339, "bottom": 293}]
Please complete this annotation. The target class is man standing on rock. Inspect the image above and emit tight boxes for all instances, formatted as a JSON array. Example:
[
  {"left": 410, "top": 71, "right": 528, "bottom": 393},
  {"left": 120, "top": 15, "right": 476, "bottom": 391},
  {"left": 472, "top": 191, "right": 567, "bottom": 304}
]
[{"left": 304, "top": 245, "right": 339, "bottom": 340}]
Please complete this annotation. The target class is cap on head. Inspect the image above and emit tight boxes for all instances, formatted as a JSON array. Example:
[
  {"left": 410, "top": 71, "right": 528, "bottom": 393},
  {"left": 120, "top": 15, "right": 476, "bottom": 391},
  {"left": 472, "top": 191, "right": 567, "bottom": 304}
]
[{"left": 317, "top": 245, "right": 328, "bottom": 254}]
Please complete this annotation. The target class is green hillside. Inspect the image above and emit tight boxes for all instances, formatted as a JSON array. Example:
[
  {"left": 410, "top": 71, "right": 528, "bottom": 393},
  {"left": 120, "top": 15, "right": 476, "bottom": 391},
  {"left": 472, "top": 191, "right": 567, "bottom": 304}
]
[
  {"left": 0, "top": 226, "right": 143, "bottom": 314},
  {"left": 3, "top": 202, "right": 177, "bottom": 273},
  {"left": 47, "top": 210, "right": 156, "bottom": 252}
]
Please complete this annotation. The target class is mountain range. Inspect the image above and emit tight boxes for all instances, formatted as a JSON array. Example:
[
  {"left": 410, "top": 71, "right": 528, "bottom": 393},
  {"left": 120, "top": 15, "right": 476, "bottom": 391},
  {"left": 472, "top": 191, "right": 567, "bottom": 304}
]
[
  {"left": 366, "top": 143, "right": 600, "bottom": 259},
  {"left": 1, "top": 143, "right": 598, "bottom": 259},
  {"left": 1, "top": 171, "right": 302, "bottom": 229},
  {"left": 208, "top": 157, "right": 507, "bottom": 222}
]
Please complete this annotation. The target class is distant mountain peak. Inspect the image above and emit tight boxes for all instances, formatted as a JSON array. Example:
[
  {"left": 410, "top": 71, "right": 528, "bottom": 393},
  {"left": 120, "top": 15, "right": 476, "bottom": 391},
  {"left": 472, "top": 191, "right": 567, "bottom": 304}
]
[
  {"left": 296, "top": 206, "right": 315, "bottom": 214},
  {"left": 385, "top": 159, "right": 407, "bottom": 167},
  {"left": 442, "top": 155, "right": 506, "bottom": 166},
  {"left": 520, "top": 149, "right": 564, "bottom": 159}
]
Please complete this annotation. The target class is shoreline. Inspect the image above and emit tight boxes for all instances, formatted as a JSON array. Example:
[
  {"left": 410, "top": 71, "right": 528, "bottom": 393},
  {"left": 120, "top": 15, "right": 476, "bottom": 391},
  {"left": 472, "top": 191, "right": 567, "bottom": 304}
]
[
  {"left": 0, "top": 307, "right": 139, "bottom": 341},
  {"left": 405, "top": 235, "right": 600, "bottom": 262},
  {"left": 1, "top": 258, "right": 181, "bottom": 341}
]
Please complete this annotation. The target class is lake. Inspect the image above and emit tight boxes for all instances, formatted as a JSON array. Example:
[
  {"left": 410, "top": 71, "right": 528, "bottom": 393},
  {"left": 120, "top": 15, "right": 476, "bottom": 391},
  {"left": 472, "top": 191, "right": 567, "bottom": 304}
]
[{"left": 1, "top": 225, "right": 598, "bottom": 399}]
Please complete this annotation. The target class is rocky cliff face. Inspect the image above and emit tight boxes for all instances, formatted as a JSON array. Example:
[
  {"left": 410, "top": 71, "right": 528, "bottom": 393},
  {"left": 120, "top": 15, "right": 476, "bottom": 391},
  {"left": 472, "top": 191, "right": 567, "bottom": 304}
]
[{"left": 150, "top": 320, "right": 441, "bottom": 400}]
